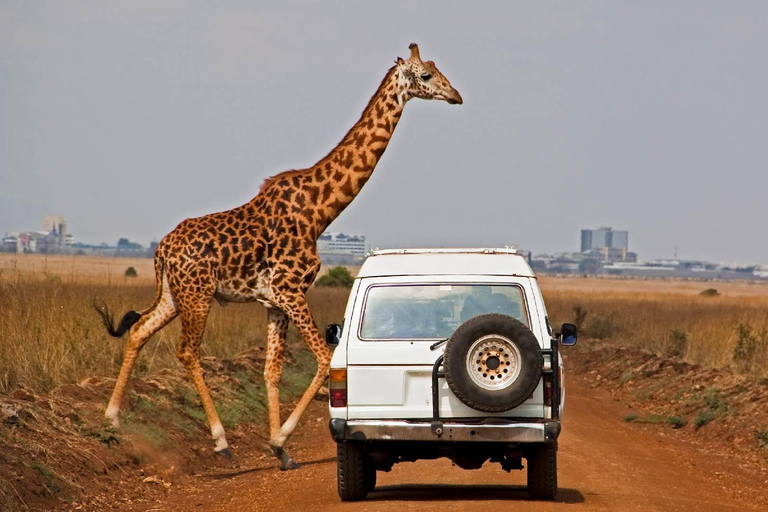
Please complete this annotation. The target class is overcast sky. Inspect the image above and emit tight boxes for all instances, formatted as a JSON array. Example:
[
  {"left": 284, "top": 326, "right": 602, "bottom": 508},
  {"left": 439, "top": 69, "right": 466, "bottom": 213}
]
[{"left": 2, "top": 1, "right": 767, "bottom": 264}]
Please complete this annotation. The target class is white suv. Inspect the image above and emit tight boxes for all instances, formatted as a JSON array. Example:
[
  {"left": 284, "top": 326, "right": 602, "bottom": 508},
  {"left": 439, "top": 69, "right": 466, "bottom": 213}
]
[{"left": 325, "top": 248, "right": 577, "bottom": 501}]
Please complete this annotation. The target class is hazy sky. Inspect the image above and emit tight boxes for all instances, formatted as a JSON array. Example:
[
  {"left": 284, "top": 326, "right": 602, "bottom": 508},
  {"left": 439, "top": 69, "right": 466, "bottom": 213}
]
[{"left": 2, "top": 1, "right": 767, "bottom": 264}]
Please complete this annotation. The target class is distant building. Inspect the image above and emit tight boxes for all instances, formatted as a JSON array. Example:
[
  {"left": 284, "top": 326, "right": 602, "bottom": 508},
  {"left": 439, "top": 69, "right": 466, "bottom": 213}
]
[
  {"left": 581, "top": 227, "right": 633, "bottom": 263},
  {"left": 317, "top": 232, "right": 367, "bottom": 264},
  {"left": 581, "top": 227, "right": 628, "bottom": 252},
  {"left": 2, "top": 214, "right": 73, "bottom": 254}
]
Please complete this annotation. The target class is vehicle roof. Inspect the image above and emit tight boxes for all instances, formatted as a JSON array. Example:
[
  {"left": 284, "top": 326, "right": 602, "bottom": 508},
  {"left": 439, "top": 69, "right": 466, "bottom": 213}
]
[{"left": 357, "top": 248, "right": 536, "bottom": 278}]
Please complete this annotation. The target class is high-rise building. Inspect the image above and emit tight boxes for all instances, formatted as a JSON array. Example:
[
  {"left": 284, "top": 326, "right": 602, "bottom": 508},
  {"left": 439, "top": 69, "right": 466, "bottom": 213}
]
[
  {"left": 581, "top": 227, "right": 628, "bottom": 252},
  {"left": 581, "top": 227, "right": 632, "bottom": 262}
]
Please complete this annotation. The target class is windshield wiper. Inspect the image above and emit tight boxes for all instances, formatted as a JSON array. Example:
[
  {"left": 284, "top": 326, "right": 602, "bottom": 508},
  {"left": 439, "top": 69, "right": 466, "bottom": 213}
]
[{"left": 430, "top": 338, "right": 448, "bottom": 351}]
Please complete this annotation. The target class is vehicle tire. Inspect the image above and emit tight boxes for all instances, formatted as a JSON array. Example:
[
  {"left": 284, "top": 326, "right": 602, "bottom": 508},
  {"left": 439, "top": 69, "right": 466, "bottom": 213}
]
[
  {"left": 443, "top": 313, "right": 542, "bottom": 412},
  {"left": 337, "top": 441, "right": 370, "bottom": 501},
  {"left": 527, "top": 442, "right": 557, "bottom": 500},
  {"left": 365, "top": 462, "right": 377, "bottom": 493}
]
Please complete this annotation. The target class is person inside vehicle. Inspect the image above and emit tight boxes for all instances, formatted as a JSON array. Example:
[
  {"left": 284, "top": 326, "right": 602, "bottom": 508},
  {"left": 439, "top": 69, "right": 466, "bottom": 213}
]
[{"left": 460, "top": 286, "right": 493, "bottom": 321}]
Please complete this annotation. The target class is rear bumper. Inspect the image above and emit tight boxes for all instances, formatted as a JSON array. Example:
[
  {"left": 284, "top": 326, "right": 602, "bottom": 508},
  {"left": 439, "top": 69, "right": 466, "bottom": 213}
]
[{"left": 329, "top": 418, "right": 560, "bottom": 443}]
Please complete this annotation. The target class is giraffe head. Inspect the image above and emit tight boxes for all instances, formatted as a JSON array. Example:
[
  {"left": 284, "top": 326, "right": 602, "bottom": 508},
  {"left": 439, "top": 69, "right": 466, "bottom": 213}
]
[{"left": 396, "top": 43, "right": 463, "bottom": 105}]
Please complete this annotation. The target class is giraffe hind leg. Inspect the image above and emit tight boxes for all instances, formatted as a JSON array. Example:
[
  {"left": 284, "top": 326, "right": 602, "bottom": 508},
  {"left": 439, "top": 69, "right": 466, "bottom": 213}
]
[
  {"left": 105, "top": 283, "right": 178, "bottom": 427},
  {"left": 175, "top": 303, "right": 231, "bottom": 456}
]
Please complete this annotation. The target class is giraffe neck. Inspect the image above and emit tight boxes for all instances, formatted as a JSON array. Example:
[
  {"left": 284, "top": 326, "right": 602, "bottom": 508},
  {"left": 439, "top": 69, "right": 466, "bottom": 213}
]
[{"left": 310, "top": 65, "right": 408, "bottom": 233}]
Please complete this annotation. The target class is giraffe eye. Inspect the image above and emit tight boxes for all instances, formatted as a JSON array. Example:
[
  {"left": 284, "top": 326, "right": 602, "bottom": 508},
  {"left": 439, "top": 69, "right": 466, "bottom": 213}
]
[{"left": 420, "top": 73, "right": 432, "bottom": 81}]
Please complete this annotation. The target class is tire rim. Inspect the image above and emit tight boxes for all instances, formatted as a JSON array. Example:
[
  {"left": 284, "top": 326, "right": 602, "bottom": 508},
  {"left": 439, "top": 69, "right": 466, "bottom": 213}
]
[{"left": 465, "top": 334, "right": 522, "bottom": 391}]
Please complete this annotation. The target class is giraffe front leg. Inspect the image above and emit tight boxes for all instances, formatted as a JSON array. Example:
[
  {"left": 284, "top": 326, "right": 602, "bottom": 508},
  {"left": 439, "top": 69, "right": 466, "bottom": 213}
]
[
  {"left": 263, "top": 308, "right": 298, "bottom": 470},
  {"left": 269, "top": 294, "right": 333, "bottom": 469}
]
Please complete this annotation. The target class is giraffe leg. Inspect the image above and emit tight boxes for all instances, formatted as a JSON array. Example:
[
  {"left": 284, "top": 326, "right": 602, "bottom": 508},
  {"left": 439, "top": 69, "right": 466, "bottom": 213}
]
[
  {"left": 264, "top": 308, "right": 290, "bottom": 463},
  {"left": 105, "top": 287, "right": 177, "bottom": 428},
  {"left": 175, "top": 304, "right": 231, "bottom": 457},
  {"left": 269, "top": 293, "right": 333, "bottom": 469}
]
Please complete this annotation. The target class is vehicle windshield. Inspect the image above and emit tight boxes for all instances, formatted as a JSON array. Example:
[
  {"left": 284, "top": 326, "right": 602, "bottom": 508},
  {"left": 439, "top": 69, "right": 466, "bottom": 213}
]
[{"left": 360, "top": 284, "right": 527, "bottom": 340}]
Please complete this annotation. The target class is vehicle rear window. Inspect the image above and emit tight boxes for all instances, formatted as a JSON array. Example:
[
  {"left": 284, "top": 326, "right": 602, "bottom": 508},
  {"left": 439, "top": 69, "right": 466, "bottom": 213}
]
[{"left": 359, "top": 284, "right": 527, "bottom": 340}]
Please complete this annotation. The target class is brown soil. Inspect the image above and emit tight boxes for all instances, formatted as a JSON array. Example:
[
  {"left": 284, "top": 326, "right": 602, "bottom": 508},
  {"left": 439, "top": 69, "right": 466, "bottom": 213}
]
[
  {"left": 0, "top": 345, "right": 316, "bottom": 511},
  {"left": 2, "top": 341, "right": 767, "bottom": 511}
]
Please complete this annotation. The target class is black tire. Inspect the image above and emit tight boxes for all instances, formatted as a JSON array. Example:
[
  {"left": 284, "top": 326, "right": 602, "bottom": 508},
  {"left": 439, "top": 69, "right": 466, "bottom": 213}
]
[
  {"left": 527, "top": 442, "right": 558, "bottom": 500},
  {"left": 443, "top": 314, "right": 542, "bottom": 412},
  {"left": 337, "top": 442, "right": 370, "bottom": 502},
  {"left": 365, "top": 462, "right": 377, "bottom": 493}
]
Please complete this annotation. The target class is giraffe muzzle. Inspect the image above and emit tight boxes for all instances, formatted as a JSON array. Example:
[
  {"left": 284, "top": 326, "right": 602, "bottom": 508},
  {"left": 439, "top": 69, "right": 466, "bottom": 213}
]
[{"left": 446, "top": 90, "right": 463, "bottom": 105}]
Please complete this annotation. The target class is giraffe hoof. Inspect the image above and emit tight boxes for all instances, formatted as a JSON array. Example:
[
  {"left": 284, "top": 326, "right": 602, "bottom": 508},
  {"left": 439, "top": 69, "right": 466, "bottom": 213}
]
[
  {"left": 270, "top": 444, "right": 300, "bottom": 470},
  {"left": 280, "top": 458, "right": 301, "bottom": 471},
  {"left": 215, "top": 447, "right": 232, "bottom": 460}
]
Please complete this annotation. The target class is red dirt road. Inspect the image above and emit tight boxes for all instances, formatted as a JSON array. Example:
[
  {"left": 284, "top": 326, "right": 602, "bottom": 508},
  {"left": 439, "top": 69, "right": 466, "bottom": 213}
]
[{"left": 128, "top": 375, "right": 768, "bottom": 512}]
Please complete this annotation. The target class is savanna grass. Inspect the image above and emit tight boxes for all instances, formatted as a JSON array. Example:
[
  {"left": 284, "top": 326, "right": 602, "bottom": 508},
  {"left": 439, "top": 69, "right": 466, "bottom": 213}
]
[
  {"left": 3, "top": 259, "right": 768, "bottom": 394},
  {"left": 544, "top": 288, "right": 768, "bottom": 376},
  {"left": 0, "top": 272, "right": 349, "bottom": 394}
]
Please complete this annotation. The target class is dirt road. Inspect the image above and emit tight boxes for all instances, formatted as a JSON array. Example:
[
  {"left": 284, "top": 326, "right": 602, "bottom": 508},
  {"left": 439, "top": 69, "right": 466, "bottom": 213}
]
[{"left": 126, "top": 374, "right": 768, "bottom": 512}]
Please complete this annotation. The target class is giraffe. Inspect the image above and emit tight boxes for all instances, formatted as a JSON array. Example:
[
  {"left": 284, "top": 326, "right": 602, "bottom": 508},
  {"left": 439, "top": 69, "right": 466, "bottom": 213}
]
[{"left": 95, "top": 43, "right": 462, "bottom": 470}]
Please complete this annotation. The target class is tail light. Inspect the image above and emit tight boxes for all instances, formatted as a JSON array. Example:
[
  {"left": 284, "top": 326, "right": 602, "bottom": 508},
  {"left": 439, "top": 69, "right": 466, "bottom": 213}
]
[
  {"left": 543, "top": 374, "right": 553, "bottom": 406},
  {"left": 329, "top": 368, "right": 347, "bottom": 408}
]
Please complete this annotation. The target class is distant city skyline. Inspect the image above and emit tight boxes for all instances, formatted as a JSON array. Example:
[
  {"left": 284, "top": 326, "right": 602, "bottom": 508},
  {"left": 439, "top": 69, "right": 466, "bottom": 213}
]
[
  {"left": 3, "top": 2, "right": 767, "bottom": 266},
  {"left": 2, "top": 213, "right": 753, "bottom": 267}
]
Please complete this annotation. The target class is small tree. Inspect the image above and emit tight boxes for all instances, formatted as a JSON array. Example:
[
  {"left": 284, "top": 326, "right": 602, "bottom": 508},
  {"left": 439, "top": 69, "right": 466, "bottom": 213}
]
[
  {"left": 125, "top": 267, "right": 138, "bottom": 277},
  {"left": 315, "top": 266, "right": 354, "bottom": 287}
]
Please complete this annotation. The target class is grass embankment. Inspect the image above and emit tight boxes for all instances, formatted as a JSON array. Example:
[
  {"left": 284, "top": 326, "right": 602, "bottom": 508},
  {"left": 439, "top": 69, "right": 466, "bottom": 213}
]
[
  {"left": 543, "top": 285, "right": 768, "bottom": 377},
  {"left": 0, "top": 263, "right": 350, "bottom": 510}
]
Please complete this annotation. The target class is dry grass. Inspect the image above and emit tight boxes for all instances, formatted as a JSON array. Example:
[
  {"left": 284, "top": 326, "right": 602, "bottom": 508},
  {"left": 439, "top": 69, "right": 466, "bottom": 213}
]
[
  {"left": 0, "top": 270, "right": 349, "bottom": 394},
  {"left": 1, "top": 255, "right": 767, "bottom": 394},
  {"left": 543, "top": 282, "right": 768, "bottom": 376},
  {"left": 0, "top": 253, "right": 157, "bottom": 284}
]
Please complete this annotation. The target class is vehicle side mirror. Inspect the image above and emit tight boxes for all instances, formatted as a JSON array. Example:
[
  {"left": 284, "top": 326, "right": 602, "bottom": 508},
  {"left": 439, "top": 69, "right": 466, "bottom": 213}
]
[
  {"left": 325, "top": 324, "right": 342, "bottom": 347},
  {"left": 560, "top": 323, "right": 578, "bottom": 346}
]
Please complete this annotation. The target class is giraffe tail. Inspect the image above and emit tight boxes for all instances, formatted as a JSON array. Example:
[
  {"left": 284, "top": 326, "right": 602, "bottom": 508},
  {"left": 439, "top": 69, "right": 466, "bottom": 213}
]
[{"left": 93, "top": 253, "right": 166, "bottom": 338}]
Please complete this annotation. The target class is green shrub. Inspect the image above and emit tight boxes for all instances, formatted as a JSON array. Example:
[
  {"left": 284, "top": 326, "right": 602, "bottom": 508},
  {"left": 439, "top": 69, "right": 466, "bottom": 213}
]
[
  {"left": 315, "top": 266, "right": 354, "bottom": 288},
  {"left": 124, "top": 266, "right": 138, "bottom": 277},
  {"left": 694, "top": 410, "right": 715, "bottom": 428},
  {"left": 699, "top": 288, "right": 720, "bottom": 297},
  {"left": 667, "top": 415, "right": 686, "bottom": 429}
]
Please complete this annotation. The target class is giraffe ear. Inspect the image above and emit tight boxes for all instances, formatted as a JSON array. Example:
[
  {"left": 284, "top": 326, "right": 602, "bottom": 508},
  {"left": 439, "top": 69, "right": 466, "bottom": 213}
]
[{"left": 396, "top": 57, "right": 413, "bottom": 78}]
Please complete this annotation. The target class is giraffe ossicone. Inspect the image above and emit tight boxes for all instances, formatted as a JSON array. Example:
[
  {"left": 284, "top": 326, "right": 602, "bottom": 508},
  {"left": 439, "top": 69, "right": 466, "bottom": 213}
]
[{"left": 94, "top": 43, "right": 462, "bottom": 470}]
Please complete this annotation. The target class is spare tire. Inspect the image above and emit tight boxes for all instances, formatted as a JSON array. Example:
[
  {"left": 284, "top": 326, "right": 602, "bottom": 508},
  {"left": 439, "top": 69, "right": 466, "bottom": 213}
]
[{"left": 444, "top": 313, "right": 542, "bottom": 413}]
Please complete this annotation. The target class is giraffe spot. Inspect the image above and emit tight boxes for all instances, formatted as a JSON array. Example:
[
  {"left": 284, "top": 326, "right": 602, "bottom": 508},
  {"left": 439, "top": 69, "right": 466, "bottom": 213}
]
[
  {"left": 305, "top": 185, "right": 320, "bottom": 204},
  {"left": 321, "top": 185, "right": 333, "bottom": 203},
  {"left": 339, "top": 178, "right": 354, "bottom": 197}
]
